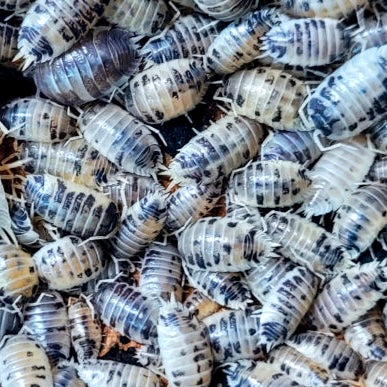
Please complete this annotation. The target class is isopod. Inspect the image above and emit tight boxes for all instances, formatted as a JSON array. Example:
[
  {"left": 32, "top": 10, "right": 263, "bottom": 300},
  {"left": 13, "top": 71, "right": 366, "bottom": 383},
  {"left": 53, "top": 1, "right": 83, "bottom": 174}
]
[
  {"left": 363, "top": 361, "right": 387, "bottom": 387},
  {"left": 79, "top": 101, "right": 162, "bottom": 177},
  {"left": 33, "top": 28, "right": 139, "bottom": 106},
  {"left": 94, "top": 282, "right": 159, "bottom": 344},
  {"left": 16, "top": 0, "right": 110, "bottom": 68},
  {"left": 178, "top": 216, "right": 276, "bottom": 272},
  {"left": 0, "top": 242, "right": 39, "bottom": 305},
  {"left": 167, "top": 114, "right": 264, "bottom": 186},
  {"left": 184, "top": 289, "right": 221, "bottom": 320},
  {"left": 110, "top": 192, "right": 167, "bottom": 260},
  {"left": 0, "top": 335, "right": 53, "bottom": 387},
  {"left": 24, "top": 174, "right": 119, "bottom": 238},
  {"left": 0, "top": 178, "right": 17, "bottom": 244},
  {"left": 54, "top": 361, "right": 86, "bottom": 387},
  {"left": 369, "top": 119, "right": 387, "bottom": 153},
  {"left": 0, "top": 97, "right": 77, "bottom": 142},
  {"left": 302, "top": 45, "right": 387, "bottom": 140},
  {"left": 302, "top": 136, "right": 375, "bottom": 217},
  {"left": 124, "top": 58, "right": 208, "bottom": 124},
  {"left": 0, "top": 22, "right": 19, "bottom": 66},
  {"left": 221, "top": 67, "right": 307, "bottom": 130},
  {"left": 0, "top": 306, "right": 22, "bottom": 340},
  {"left": 333, "top": 184, "right": 387, "bottom": 258},
  {"left": 33, "top": 236, "right": 105, "bottom": 291},
  {"left": 344, "top": 307, "right": 387, "bottom": 361},
  {"left": 368, "top": 156, "right": 387, "bottom": 184},
  {"left": 265, "top": 211, "right": 349, "bottom": 273},
  {"left": 158, "top": 300, "right": 213, "bottom": 386},
  {"left": 228, "top": 160, "right": 311, "bottom": 208},
  {"left": 22, "top": 291, "right": 70, "bottom": 366},
  {"left": 68, "top": 298, "right": 102, "bottom": 363},
  {"left": 203, "top": 308, "right": 262, "bottom": 362}
]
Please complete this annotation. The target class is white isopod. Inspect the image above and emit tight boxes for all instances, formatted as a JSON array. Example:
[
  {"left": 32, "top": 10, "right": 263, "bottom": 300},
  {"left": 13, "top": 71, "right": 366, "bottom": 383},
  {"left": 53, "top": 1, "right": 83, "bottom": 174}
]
[{"left": 363, "top": 361, "right": 387, "bottom": 387}]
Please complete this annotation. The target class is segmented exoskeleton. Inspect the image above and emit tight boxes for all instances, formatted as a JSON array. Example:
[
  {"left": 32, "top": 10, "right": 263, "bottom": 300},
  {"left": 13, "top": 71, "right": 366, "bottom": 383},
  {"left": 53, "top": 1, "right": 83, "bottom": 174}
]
[
  {"left": 369, "top": 119, "right": 387, "bottom": 153},
  {"left": 363, "top": 360, "right": 387, "bottom": 387},
  {"left": 259, "top": 266, "right": 319, "bottom": 352},
  {"left": 94, "top": 282, "right": 159, "bottom": 344},
  {"left": 142, "top": 13, "right": 222, "bottom": 65},
  {"left": 344, "top": 307, "right": 387, "bottom": 361},
  {"left": 33, "top": 236, "right": 105, "bottom": 291},
  {"left": 22, "top": 291, "right": 70, "bottom": 366},
  {"left": 0, "top": 179, "right": 17, "bottom": 244},
  {"left": 16, "top": 0, "right": 110, "bottom": 68},
  {"left": 179, "top": 216, "right": 276, "bottom": 272},
  {"left": 0, "top": 306, "right": 22, "bottom": 340},
  {"left": 302, "top": 136, "right": 375, "bottom": 217},
  {"left": 221, "top": 67, "right": 307, "bottom": 130},
  {"left": 0, "top": 335, "right": 53, "bottom": 387},
  {"left": 302, "top": 46, "right": 387, "bottom": 139},
  {"left": 33, "top": 28, "right": 139, "bottom": 106},
  {"left": 0, "top": 97, "right": 77, "bottom": 142},
  {"left": 333, "top": 184, "right": 387, "bottom": 258},
  {"left": 21, "top": 139, "right": 117, "bottom": 189},
  {"left": 228, "top": 160, "right": 311, "bottom": 208},
  {"left": 368, "top": 156, "right": 387, "bottom": 183},
  {"left": 157, "top": 301, "right": 213, "bottom": 386},
  {"left": 205, "top": 8, "right": 287, "bottom": 74},
  {"left": 110, "top": 192, "right": 167, "bottom": 260},
  {"left": 104, "top": 0, "right": 172, "bottom": 36},
  {"left": 203, "top": 308, "right": 262, "bottom": 362},
  {"left": 305, "top": 261, "right": 387, "bottom": 332},
  {"left": 24, "top": 174, "right": 119, "bottom": 238},
  {"left": 167, "top": 114, "right": 264, "bottom": 186},
  {"left": 79, "top": 102, "right": 162, "bottom": 177},
  {"left": 125, "top": 59, "right": 208, "bottom": 124},
  {"left": 287, "top": 332, "right": 364, "bottom": 380},
  {"left": 54, "top": 362, "right": 86, "bottom": 387},
  {"left": 184, "top": 289, "right": 221, "bottom": 320},
  {"left": 0, "top": 23, "right": 19, "bottom": 66},
  {"left": 0, "top": 0, "right": 34, "bottom": 11},
  {"left": 265, "top": 211, "right": 349, "bottom": 274}
]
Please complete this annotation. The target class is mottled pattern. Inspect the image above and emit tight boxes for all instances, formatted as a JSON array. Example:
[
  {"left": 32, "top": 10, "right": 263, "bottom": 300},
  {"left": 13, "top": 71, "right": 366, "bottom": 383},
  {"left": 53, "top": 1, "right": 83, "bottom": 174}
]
[
  {"left": 33, "top": 28, "right": 139, "bottom": 106},
  {"left": 168, "top": 114, "right": 264, "bottom": 185},
  {"left": 0, "top": 0, "right": 33, "bottom": 11},
  {"left": 80, "top": 102, "right": 162, "bottom": 176},
  {"left": 364, "top": 361, "right": 387, "bottom": 387},
  {"left": 369, "top": 119, "right": 387, "bottom": 153},
  {"left": 368, "top": 156, "right": 387, "bottom": 184},
  {"left": 54, "top": 362, "right": 86, "bottom": 387},
  {"left": 125, "top": 59, "right": 208, "bottom": 124},
  {"left": 0, "top": 23, "right": 19, "bottom": 64},
  {"left": 25, "top": 174, "right": 118, "bottom": 238},
  {"left": 33, "top": 236, "right": 105, "bottom": 290},
  {"left": 184, "top": 289, "right": 221, "bottom": 320},
  {"left": 0, "top": 306, "right": 22, "bottom": 340}
]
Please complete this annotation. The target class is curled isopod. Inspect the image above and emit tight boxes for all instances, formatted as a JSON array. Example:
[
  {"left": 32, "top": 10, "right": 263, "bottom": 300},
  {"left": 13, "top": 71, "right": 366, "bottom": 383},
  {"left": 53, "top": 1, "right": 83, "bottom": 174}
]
[
  {"left": 142, "top": 13, "right": 223, "bottom": 65},
  {"left": 104, "top": 0, "right": 172, "bottom": 36},
  {"left": 16, "top": 0, "right": 110, "bottom": 67},
  {"left": 287, "top": 332, "right": 364, "bottom": 380},
  {"left": 0, "top": 335, "right": 53, "bottom": 387},
  {"left": 261, "top": 130, "right": 323, "bottom": 166},
  {"left": 124, "top": 59, "right": 208, "bottom": 124},
  {"left": 77, "top": 359, "right": 160, "bottom": 386},
  {"left": 265, "top": 211, "right": 349, "bottom": 273},
  {"left": 0, "top": 306, "right": 22, "bottom": 340},
  {"left": 25, "top": 174, "right": 119, "bottom": 238},
  {"left": 259, "top": 266, "right": 319, "bottom": 352},
  {"left": 79, "top": 101, "right": 162, "bottom": 177},
  {"left": 363, "top": 361, "right": 387, "bottom": 387},
  {"left": 54, "top": 361, "right": 86, "bottom": 387},
  {"left": 33, "top": 236, "right": 105, "bottom": 291},
  {"left": 184, "top": 289, "right": 221, "bottom": 320},
  {"left": 185, "top": 265, "right": 254, "bottom": 309},
  {"left": 21, "top": 139, "right": 117, "bottom": 189},
  {"left": 0, "top": 0, "right": 34, "bottom": 11},
  {"left": 244, "top": 256, "right": 295, "bottom": 303},
  {"left": 368, "top": 156, "right": 387, "bottom": 184},
  {"left": 33, "top": 28, "right": 140, "bottom": 106},
  {"left": 228, "top": 160, "right": 311, "bottom": 208},
  {"left": 302, "top": 45, "right": 387, "bottom": 140},
  {"left": 0, "top": 243, "right": 39, "bottom": 305},
  {"left": 302, "top": 136, "right": 375, "bottom": 217},
  {"left": 0, "top": 22, "right": 19, "bottom": 66},
  {"left": 277, "top": 0, "right": 368, "bottom": 18},
  {"left": 369, "top": 119, "right": 387, "bottom": 153},
  {"left": 139, "top": 242, "right": 183, "bottom": 302},
  {"left": 94, "top": 282, "right": 159, "bottom": 344},
  {"left": 193, "top": 0, "right": 259, "bottom": 21},
  {"left": 205, "top": 8, "right": 287, "bottom": 74},
  {"left": 178, "top": 216, "right": 276, "bottom": 272},
  {"left": 110, "top": 192, "right": 167, "bottom": 260},
  {"left": 166, "top": 182, "right": 222, "bottom": 232},
  {"left": 0, "top": 97, "right": 77, "bottom": 142},
  {"left": 68, "top": 298, "right": 102, "bottom": 363},
  {"left": 167, "top": 114, "right": 264, "bottom": 186},
  {"left": 305, "top": 261, "right": 387, "bottom": 332},
  {"left": 333, "top": 184, "right": 387, "bottom": 258},
  {"left": 344, "top": 307, "right": 387, "bottom": 361},
  {"left": 203, "top": 308, "right": 262, "bottom": 362},
  {"left": 158, "top": 300, "right": 213, "bottom": 387},
  {"left": 221, "top": 67, "right": 307, "bottom": 130},
  {"left": 260, "top": 18, "right": 350, "bottom": 67},
  {"left": 268, "top": 345, "right": 330, "bottom": 386},
  {"left": 22, "top": 291, "right": 70, "bottom": 366}
]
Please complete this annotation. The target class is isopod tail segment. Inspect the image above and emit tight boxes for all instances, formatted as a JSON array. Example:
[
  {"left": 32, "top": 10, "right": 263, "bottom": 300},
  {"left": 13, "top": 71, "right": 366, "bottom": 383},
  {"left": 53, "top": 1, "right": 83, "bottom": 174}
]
[{"left": 80, "top": 293, "right": 97, "bottom": 320}]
